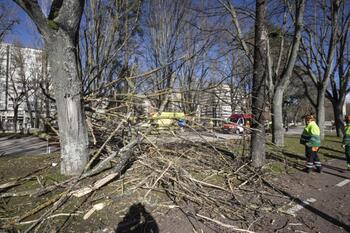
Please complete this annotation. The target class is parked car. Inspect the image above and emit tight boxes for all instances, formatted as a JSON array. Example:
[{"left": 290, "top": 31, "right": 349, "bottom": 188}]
[
  {"left": 222, "top": 113, "right": 253, "bottom": 134},
  {"left": 223, "top": 121, "right": 244, "bottom": 134}
]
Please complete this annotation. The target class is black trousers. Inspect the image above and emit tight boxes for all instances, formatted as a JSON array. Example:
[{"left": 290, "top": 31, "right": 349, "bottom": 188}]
[
  {"left": 345, "top": 145, "right": 350, "bottom": 164},
  {"left": 305, "top": 146, "right": 321, "bottom": 169}
]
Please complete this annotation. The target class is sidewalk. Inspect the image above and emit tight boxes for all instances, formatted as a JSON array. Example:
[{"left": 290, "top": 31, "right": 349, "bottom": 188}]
[{"left": 0, "top": 136, "right": 59, "bottom": 156}]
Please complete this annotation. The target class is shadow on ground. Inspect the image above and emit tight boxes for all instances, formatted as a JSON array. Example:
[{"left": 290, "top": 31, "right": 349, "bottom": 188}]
[
  {"left": 320, "top": 145, "right": 344, "bottom": 155},
  {"left": 115, "top": 203, "right": 159, "bottom": 233},
  {"left": 268, "top": 151, "right": 349, "bottom": 174}
]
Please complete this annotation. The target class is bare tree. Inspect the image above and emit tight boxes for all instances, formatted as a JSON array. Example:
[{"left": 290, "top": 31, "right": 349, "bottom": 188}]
[
  {"left": 251, "top": 0, "right": 268, "bottom": 167},
  {"left": 13, "top": 0, "right": 89, "bottom": 175},
  {"left": 141, "top": 0, "right": 189, "bottom": 112},
  {"left": 219, "top": 0, "right": 268, "bottom": 165},
  {"left": 266, "top": 0, "right": 305, "bottom": 146},
  {"left": 325, "top": 3, "right": 350, "bottom": 137},
  {"left": 285, "top": 71, "right": 316, "bottom": 125},
  {"left": 176, "top": 3, "right": 215, "bottom": 115},
  {"left": 39, "top": 51, "right": 52, "bottom": 131},
  {"left": 7, "top": 46, "right": 27, "bottom": 133},
  {"left": 0, "top": 3, "right": 18, "bottom": 41},
  {"left": 298, "top": 0, "right": 341, "bottom": 140},
  {"left": 0, "top": 4, "right": 18, "bottom": 131},
  {"left": 220, "top": 0, "right": 305, "bottom": 147},
  {"left": 81, "top": 0, "right": 141, "bottom": 96}
]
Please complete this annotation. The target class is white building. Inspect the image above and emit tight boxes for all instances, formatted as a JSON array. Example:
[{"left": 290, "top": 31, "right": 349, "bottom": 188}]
[
  {"left": 199, "top": 84, "right": 249, "bottom": 120},
  {"left": 0, "top": 43, "right": 48, "bottom": 131}
]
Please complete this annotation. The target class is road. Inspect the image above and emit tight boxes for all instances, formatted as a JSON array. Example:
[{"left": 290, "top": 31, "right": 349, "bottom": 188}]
[
  {"left": 147, "top": 130, "right": 243, "bottom": 144},
  {"left": 266, "top": 157, "right": 350, "bottom": 232}
]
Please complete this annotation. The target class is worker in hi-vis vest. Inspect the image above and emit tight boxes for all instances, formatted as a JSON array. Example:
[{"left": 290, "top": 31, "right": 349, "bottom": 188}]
[
  {"left": 342, "top": 115, "right": 350, "bottom": 170},
  {"left": 300, "top": 114, "right": 322, "bottom": 173}
]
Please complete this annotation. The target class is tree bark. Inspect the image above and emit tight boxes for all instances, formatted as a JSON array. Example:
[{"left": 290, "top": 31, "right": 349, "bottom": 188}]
[
  {"left": 13, "top": 105, "right": 18, "bottom": 133},
  {"left": 13, "top": 0, "right": 88, "bottom": 175},
  {"left": 332, "top": 100, "right": 345, "bottom": 137},
  {"left": 272, "top": 87, "right": 284, "bottom": 145},
  {"left": 45, "top": 81, "right": 50, "bottom": 132},
  {"left": 317, "top": 87, "right": 326, "bottom": 140},
  {"left": 251, "top": 0, "right": 267, "bottom": 168},
  {"left": 47, "top": 34, "right": 89, "bottom": 175},
  {"left": 34, "top": 96, "right": 40, "bottom": 129}
]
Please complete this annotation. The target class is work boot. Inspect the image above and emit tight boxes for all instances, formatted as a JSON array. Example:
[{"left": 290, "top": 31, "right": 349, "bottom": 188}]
[{"left": 316, "top": 166, "right": 322, "bottom": 173}]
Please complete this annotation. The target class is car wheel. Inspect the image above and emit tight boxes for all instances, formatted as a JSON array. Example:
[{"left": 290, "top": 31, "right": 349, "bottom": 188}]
[{"left": 235, "top": 129, "right": 240, "bottom": 134}]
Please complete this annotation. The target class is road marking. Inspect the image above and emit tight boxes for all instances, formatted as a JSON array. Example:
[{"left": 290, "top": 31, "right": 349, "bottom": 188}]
[
  {"left": 335, "top": 179, "right": 350, "bottom": 187},
  {"left": 286, "top": 198, "right": 316, "bottom": 216}
]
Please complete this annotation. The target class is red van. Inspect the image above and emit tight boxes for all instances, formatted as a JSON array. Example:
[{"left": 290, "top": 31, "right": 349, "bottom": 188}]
[{"left": 222, "top": 113, "right": 253, "bottom": 134}]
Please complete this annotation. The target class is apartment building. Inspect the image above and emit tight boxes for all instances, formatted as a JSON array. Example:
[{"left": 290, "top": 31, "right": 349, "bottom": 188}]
[
  {"left": 199, "top": 84, "right": 249, "bottom": 120},
  {"left": 0, "top": 43, "right": 49, "bottom": 131}
]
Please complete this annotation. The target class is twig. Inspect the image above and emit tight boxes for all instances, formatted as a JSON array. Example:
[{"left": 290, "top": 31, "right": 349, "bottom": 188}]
[
  {"left": 196, "top": 213, "right": 255, "bottom": 233},
  {"left": 85, "top": 112, "right": 131, "bottom": 171},
  {"left": 86, "top": 118, "right": 97, "bottom": 145},
  {"left": 16, "top": 212, "right": 82, "bottom": 225},
  {"left": 144, "top": 161, "right": 173, "bottom": 198}
]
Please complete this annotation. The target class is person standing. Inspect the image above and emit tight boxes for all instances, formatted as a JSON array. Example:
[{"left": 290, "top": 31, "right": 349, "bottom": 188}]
[
  {"left": 342, "top": 115, "right": 350, "bottom": 170},
  {"left": 300, "top": 114, "right": 322, "bottom": 173}
]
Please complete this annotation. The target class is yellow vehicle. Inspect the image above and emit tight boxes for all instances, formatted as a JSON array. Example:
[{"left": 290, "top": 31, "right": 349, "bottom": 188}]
[{"left": 150, "top": 112, "right": 185, "bottom": 128}]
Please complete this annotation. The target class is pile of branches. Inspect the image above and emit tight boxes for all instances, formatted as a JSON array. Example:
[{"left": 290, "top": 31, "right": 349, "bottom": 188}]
[
  {"left": 0, "top": 97, "right": 289, "bottom": 233},
  {"left": 1, "top": 141, "right": 288, "bottom": 232}
]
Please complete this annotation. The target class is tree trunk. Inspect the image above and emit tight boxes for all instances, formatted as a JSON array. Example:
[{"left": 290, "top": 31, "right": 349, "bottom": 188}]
[
  {"left": 25, "top": 95, "right": 34, "bottom": 127},
  {"left": 317, "top": 88, "right": 326, "bottom": 140},
  {"left": 251, "top": 0, "right": 267, "bottom": 167},
  {"left": 13, "top": 105, "right": 18, "bottom": 133},
  {"left": 23, "top": 78, "right": 34, "bottom": 127},
  {"left": 271, "top": 0, "right": 305, "bottom": 146},
  {"left": 332, "top": 100, "right": 345, "bottom": 137},
  {"left": 316, "top": 1, "right": 340, "bottom": 141},
  {"left": 13, "top": 0, "right": 87, "bottom": 176},
  {"left": 47, "top": 34, "right": 89, "bottom": 176},
  {"left": 272, "top": 88, "right": 284, "bottom": 146},
  {"left": 45, "top": 81, "right": 50, "bottom": 132},
  {"left": 34, "top": 96, "right": 40, "bottom": 128}
]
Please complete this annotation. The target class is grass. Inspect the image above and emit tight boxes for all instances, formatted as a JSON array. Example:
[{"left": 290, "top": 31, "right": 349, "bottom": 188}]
[
  {"left": 283, "top": 134, "right": 343, "bottom": 160},
  {"left": 266, "top": 134, "right": 345, "bottom": 174}
]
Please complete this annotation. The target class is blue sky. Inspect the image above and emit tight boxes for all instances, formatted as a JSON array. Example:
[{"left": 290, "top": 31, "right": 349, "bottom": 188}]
[{"left": 4, "top": 0, "right": 43, "bottom": 48}]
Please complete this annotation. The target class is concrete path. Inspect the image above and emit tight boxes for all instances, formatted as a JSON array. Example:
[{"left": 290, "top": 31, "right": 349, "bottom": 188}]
[
  {"left": 0, "top": 136, "right": 59, "bottom": 156},
  {"left": 285, "top": 125, "right": 337, "bottom": 135},
  {"left": 268, "top": 157, "right": 350, "bottom": 233}
]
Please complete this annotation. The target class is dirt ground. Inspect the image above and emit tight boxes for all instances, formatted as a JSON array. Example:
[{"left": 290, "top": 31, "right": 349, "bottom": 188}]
[{"left": 0, "top": 135, "right": 349, "bottom": 233}]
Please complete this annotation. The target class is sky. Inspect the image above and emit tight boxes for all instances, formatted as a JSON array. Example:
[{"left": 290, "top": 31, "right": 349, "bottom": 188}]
[
  {"left": 4, "top": 0, "right": 350, "bottom": 105},
  {"left": 4, "top": 0, "right": 45, "bottom": 48}
]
